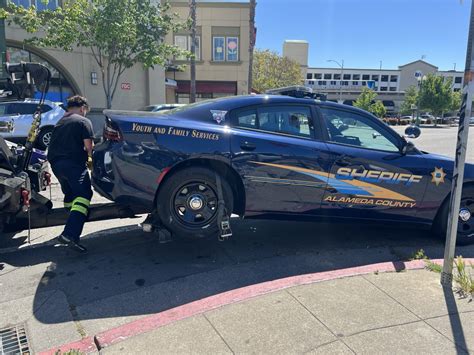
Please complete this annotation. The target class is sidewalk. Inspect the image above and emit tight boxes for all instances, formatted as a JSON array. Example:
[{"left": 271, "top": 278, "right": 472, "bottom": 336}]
[{"left": 41, "top": 260, "right": 473, "bottom": 354}]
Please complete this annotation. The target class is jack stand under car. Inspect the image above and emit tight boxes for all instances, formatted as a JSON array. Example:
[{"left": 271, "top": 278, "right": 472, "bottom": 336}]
[{"left": 140, "top": 213, "right": 173, "bottom": 244}]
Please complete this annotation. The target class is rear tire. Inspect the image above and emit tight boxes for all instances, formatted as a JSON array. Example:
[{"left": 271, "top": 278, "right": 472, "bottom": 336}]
[
  {"left": 433, "top": 186, "right": 474, "bottom": 245},
  {"left": 156, "top": 167, "right": 234, "bottom": 240}
]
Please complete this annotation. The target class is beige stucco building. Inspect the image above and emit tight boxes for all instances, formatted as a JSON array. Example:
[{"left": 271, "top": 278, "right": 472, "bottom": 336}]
[{"left": 4, "top": 0, "right": 251, "bottom": 110}]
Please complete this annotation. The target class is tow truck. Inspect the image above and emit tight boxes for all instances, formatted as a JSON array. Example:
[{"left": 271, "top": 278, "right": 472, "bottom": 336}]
[{"left": 0, "top": 62, "right": 140, "bottom": 242}]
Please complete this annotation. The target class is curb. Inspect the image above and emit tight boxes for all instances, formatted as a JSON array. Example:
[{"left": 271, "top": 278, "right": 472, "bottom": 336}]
[{"left": 39, "top": 257, "right": 474, "bottom": 354}]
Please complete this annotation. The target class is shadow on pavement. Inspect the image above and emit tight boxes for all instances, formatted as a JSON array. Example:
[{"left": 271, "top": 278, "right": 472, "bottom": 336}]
[
  {"left": 442, "top": 285, "right": 469, "bottom": 354},
  {"left": 1, "top": 218, "right": 473, "bottom": 326}
]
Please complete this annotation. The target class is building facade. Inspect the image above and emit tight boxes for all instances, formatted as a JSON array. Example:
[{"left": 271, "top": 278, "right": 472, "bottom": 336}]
[
  {"left": 281, "top": 41, "right": 463, "bottom": 114},
  {"left": 4, "top": 0, "right": 251, "bottom": 110}
]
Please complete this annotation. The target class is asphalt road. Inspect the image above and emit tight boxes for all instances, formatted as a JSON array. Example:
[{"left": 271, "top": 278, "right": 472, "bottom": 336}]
[{"left": 1, "top": 124, "right": 474, "bottom": 350}]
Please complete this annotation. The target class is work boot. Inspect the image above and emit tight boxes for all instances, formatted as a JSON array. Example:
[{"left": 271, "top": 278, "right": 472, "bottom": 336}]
[{"left": 56, "top": 234, "right": 88, "bottom": 253}]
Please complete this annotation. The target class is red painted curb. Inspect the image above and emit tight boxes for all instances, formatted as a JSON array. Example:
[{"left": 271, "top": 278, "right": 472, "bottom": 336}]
[{"left": 40, "top": 258, "right": 473, "bottom": 354}]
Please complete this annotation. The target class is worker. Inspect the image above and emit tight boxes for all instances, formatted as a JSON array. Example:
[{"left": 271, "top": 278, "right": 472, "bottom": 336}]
[{"left": 47, "top": 95, "right": 94, "bottom": 253}]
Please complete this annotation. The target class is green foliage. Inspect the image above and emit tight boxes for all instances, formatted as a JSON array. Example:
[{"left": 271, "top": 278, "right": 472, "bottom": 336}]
[
  {"left": 418, "top": 74, "right": 453, "bottom": 116},
  {"left": 425, "top": 260, "right": 442, "bottom": 273},
  {"left": 400, "top": 86, "right": 419, "bottom": 115},
  {"left": 450, "top": 91, "right": 462, "bottom": 113},
  {"left": 353, "top": 88, "right": 386, "bottom": 118},
  {"left": 411, "top": 248, "right": 428, "bottom": 260},
  {"left": 2, "top": 0, "right": 190, "bottom": 108},
  {"left": 454, "top": 256, "right": 474, "bottom": 298},
  {"left": 252, "top": 49, "right": 302, "bottom": 93},
  {"left": 54, "top": 350, "right": 83, "bottom": 355}
]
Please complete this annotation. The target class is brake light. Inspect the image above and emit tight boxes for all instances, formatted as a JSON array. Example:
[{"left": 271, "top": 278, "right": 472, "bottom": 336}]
[
  {"left": 103, "top": 118, "right": 122, "bottom": 141},
  {"left": 44, "top": 171, "right": 51, "bottom": 187}
]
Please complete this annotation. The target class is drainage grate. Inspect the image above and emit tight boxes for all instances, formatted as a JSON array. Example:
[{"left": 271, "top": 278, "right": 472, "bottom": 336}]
[{"left": 0, "top": 325, "right": 30, "bottom": 355}]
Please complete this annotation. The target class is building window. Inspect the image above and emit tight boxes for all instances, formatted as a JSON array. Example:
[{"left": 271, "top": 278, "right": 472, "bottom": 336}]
[
  {"left": 226, "top": 37, "right": 239, "bottom": 61},
  {"left": 343, "top": 74, "right": 351, "bottom": 80},
  {"left": 330, "top": 81, "right": 337, "bottom": 85},
  {"left": 371, "top": 75, "right": 379, "bottom": 81},
  {"left": 324, "top": 73, "right": 332, "bottom": 79},
  {"left": 455, "top": 77, "right": 462, "bottom": 84},
  {"left": 314, "top": 73, "right": 322, "bottom": 79},
  {"left": 362, "top": 81, "right": 366, "bottom": 86},
  {"left": 306, "top": 73, "right": 313, "bottom": 79},
  {"left": 353, "top": 74, "right": 360, "bottom": 80},
  {"left": 342, "top": 81, "right": 349, "bottom": 86},
  {"left": 352, "top": 81, "right": 359, "bottom": 86},
  {"left": 454, "top": 88, "right": 460, "bottom": 92},
  {"left": 380, "top": 86, "right": 388, "bottom": 91},
  {"left": 390, "top": 75, "right": 398, "bottom": 82},
  {"left": 11, "top": 0, "right": 58, "bottom": 10},
  {"left": 362, "top": 74, "right": 370, "bottom": 80},
  {"left": 174, "top": 35, "right": 201, "bottom": 61},
  {"left": 381, "top": 75, "right": 389, "bottom": 82},
  {"left": 212, "top": 36, "right": 239, "bottom": 62},
  {"left": 213, "top": 36, "right": 225, "bottom": 61},
  {"left": 318, "top": 81, "right": 327, "bottom": 85},
  {"left": 389, "top": 87, "right": 397, "bottom": 91},
  {"left": 333, "top": 73, "right": 341, "bottom": 80}
]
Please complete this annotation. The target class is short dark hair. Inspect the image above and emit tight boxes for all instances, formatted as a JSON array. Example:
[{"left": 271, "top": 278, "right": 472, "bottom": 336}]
[{"left": 67, "top": 95, "right": 89, "bottom": 109}]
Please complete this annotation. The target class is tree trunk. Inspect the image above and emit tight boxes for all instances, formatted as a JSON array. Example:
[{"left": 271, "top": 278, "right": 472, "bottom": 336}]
[
  {"left": 189, "top": 0, "right": 197, "bottom": 103},
  {"left": 247, "top": 0, "right": 256, "bottom": 94}
]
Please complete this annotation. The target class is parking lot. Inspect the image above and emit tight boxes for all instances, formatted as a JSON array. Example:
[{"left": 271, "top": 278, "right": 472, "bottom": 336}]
[{"left": 1, "top": 124, "right": 474, "bottom": 352}]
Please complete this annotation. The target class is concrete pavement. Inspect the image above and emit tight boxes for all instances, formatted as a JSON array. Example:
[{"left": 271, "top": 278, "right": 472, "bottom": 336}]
[{"left": 40, "top": 260, "right": 473, "bottom": 354}]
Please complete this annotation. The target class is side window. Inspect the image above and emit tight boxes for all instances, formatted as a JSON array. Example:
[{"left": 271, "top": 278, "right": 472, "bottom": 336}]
[
  {"left": 0, "top": 104, "right": 7, "bottom": 115},
  {"left": 7, "top": 103, "right": 37, "bottom": 115},
  {"left": 236, "top": 109, "right": 257, "bottom": 128},
  {"left": 40, "top": 104, "right": 53, "bottom": 113},
  {"left": 258, "top": 106, "right": 312, "bottom": 137},
  {"left": 320, "top": 107, "right": 399, "bottom": 152}
]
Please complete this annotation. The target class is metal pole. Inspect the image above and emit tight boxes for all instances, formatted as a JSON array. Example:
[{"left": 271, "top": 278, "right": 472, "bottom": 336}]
[
  {"left": 0, "top": 0, "right": 6, "bottom": 80},
  {"left": 441, "top": 0, "right": 474, "bottom": 287},
  {"left": 339, "top": 59, "right": 343, "bottom": 104},
  {"left": 189, "top": 0, "right": 197, "bottom": 103}
]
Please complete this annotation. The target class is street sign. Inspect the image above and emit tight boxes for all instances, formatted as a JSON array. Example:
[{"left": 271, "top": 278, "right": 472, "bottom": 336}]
[{"left": 121, "top": 83, "right": 131, "bottom": 90}]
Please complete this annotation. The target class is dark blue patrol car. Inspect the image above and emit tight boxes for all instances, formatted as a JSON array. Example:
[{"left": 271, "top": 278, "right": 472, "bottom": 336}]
[{"left": 92, "top": 95, "right": 474, "bottom": 244}]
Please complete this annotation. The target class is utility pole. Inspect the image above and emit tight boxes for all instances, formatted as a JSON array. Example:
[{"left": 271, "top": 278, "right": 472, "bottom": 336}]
[
  {"left": 189, "top": 0, "right": 197, "bottom": 103},
  {"left": 247, "top": 0, "right": 256, "bottom": 94},
  {"left": 441, "top": 0, "right": 474, "bottom": 287},
  {"left": 0, "top": 0, "right": 7, "bottom": 79}
]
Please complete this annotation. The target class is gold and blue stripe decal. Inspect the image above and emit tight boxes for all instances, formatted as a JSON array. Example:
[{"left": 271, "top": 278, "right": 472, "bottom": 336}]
[{"left": 249, "top": 162, "right": 414, "bottom": 202}]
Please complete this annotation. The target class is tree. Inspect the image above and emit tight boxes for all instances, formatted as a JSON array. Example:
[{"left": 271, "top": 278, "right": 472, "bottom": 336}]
[
  {"left": 400, "top": 85, "right": 418, "bottom": 115},
  {"left": 353, "top": 87, "right": 386, "bottom": 118},
  {"left": 418, "top": 74, "right": 453, "bottom": 121},
  {"left": 189, "top": 0, "right": 197, "bottom": 103},
  {"left": 248, "top": 0, "right": 256, "bottom": 94},
  {"left": 450, "top": 90, "right": 462, "bottom": 114},
  {"left": 1, "top": 0, "right": 190, "bottom": 108},
  {"left": 252, "top": 49, "right": 301, "bottom": 93}
]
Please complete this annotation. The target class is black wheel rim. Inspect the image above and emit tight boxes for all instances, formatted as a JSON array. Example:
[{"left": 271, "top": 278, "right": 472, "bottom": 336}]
[
  {"left": 172, "top": 182, "right": 218, "bottom": 227},
  {"left": 457, "top": 197, "right": 474, "bottom": 236}
]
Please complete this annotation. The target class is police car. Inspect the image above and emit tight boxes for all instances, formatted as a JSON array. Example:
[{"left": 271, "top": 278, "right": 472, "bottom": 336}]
[{"left": 92, "top": 94, "right": 474, "bottom": 244}]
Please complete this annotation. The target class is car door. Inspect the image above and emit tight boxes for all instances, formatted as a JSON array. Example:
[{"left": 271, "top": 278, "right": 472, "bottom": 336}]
[
  {"left": 7, "top": 103, "right": 37, "bottom": 138},
  {"left": 318, "top": 105, "right": 429, "bottom": 222},
  {"left": 230, "top": 103, "right": 333, "bottom": 215}
]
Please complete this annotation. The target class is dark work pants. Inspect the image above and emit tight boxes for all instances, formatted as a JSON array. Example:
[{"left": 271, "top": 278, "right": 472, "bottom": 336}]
[{"left": 51, "top": 159, "right": 93, "bottom": 242}]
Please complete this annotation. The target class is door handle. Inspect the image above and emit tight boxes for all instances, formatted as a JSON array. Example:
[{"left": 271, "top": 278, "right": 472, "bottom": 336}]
[{"left": 240, "top": 141, "right": 256, "bottom": 151}]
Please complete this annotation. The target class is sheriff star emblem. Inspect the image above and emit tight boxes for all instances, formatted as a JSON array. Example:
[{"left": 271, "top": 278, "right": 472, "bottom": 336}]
[
  {"left": 211, "top": 110, "right": 227, "bottom": 124},
  {"left": 431, "top": 167, "right": 446, "bottom": 186}
]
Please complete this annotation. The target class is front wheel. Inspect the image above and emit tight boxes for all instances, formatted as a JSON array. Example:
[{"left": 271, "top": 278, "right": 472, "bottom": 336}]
[
  {"left": 156, "top": 167, "right": 234, "bottom": 240},
  {"left": 433, "top": 186, "right": 474, "bottom": 245}
]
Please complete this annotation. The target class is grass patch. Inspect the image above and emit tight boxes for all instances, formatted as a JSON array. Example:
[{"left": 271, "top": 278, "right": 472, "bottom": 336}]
[
  {"left": 454, "top": 256, "right": 474, "bottom": 299},
  {"left": 425, "top": 260, "right": 442, "bottom": 273},
  {"left": 55, "top": 350, "right": 84, "bottom": 355}
]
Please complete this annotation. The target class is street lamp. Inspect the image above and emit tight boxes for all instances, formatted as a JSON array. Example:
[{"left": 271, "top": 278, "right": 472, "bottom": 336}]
[
  {"left": 327, "top": 59, "right": 344, "bottom": 103},
  {"left": 416, "top": 74, "right": 427, "bottom": 126}
]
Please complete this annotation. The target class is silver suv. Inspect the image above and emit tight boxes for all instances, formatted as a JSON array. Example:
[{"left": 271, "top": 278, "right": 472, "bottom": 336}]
[{"left": 0, "top": 99, "right": 65, "bottom": 150}]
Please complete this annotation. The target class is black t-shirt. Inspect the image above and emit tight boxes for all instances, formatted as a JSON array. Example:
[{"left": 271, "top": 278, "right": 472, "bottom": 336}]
[{"left": 47, "top": 113, "right": 94, "bottom": 165}]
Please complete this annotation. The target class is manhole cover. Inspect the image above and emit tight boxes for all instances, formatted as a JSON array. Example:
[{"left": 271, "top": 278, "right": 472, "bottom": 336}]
[{"left": 0, "top": 325, "right": 30, "bottom": 355}]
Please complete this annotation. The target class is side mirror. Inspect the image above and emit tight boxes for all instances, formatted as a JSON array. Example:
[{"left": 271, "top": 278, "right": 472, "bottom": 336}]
[
  {"left": 402, "top": 141, "right": 416, "bottom": 155},
  {"left": 404, "top": 125, "right": 421, "bottom": 139}
]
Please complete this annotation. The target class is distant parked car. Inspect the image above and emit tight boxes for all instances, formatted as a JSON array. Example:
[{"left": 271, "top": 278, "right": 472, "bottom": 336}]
[
  {"left": 0, "top": 99, "right": 65, "bottom": 149},
  {"left": 470, "top": 117, "right": 474, "bottom": 125},
  {"left": 140, "top": 104, "right": 186, "bottom": 113}
]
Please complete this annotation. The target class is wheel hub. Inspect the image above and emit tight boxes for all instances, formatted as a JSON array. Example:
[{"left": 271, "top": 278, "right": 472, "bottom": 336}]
[
  {"left": 459, "top": 208, "right": 471, "bottom": 222},
  {"left": 189, "top": 195, "right": 204, "bottom": 210}
]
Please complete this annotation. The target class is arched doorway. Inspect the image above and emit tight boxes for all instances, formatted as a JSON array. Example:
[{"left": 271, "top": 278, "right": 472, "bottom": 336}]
[{"left": 4, "top": 45, "right": 79, "bottom": 103}]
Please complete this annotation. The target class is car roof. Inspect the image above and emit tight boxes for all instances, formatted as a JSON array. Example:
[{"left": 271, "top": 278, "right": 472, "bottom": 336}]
[{"left": 0, "top": 99, "right": 58, "bottom": 106}]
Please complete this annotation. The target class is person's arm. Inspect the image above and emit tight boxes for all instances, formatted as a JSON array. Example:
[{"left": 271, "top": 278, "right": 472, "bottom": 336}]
[{"left": 84, "top": 138, "right": 93, "bottom": 157}]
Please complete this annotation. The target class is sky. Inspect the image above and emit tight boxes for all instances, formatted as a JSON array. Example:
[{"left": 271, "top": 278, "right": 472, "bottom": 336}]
[{"left": 254, "top": 0, "right": 470, "bottom": 71}]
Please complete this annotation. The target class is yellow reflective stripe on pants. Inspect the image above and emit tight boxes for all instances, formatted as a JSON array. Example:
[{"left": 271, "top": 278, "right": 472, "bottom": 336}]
[
  {"left": 71, "top": 205, "right": 88, "bottom": 216},
  {"left": 64, "top": 202, "right": 72, "bottom": 208},
  {"left": 73, "top": 197, "right": 90, "bottom": 207}
]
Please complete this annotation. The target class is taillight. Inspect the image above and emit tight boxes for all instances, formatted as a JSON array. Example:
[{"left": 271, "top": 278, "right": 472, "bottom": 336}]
[
  {"left": 21, "top": 188, "right": 30, "bottom": 212},
  {"left": 103, "top": 118, "right": 122, "bottom": 141}
]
